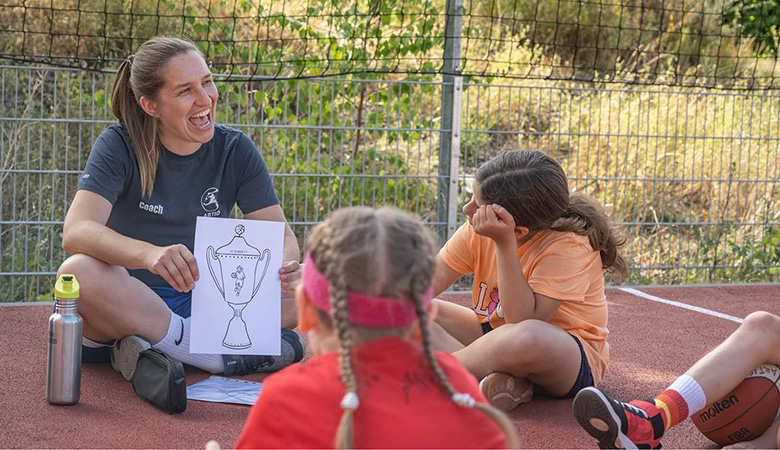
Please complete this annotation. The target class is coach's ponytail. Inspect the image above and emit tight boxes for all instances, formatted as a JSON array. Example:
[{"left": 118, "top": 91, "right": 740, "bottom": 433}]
[{"left": 109, "top": 37, "right": 200, "bottom": 197}]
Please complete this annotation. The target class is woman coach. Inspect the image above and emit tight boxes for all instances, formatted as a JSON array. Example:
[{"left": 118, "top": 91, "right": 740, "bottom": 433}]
[{"left": 58, "top": 36, "right": 304, "bottom": 379}]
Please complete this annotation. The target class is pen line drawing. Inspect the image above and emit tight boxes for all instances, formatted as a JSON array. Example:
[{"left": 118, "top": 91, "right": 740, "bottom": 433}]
[{"left": 206, "top": 224, "right": 271, "bottom": 350}]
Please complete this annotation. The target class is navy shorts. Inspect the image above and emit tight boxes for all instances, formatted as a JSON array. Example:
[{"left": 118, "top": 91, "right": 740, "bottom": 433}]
[
  {"left": 480, "top": 321, "right": 594, "bottom": 398},
  {"left": 560, "top": 333, "right": 595, "bottom": 398},
  {"left": 81, "top": 286, "right": 191, "bottom": 363}
]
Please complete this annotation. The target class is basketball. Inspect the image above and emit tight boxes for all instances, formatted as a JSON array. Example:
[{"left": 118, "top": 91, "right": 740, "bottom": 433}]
[{"left": 692, "top": 364, "right": 780, "bottom": 446}]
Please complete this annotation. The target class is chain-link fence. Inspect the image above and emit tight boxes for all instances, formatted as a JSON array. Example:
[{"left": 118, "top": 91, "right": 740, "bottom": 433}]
[
  {"left": 458, "top": 82, "right": 780, "bottom": 286},
  {"left": 2, "top": 64, "right": 779, "bottom": 301}
]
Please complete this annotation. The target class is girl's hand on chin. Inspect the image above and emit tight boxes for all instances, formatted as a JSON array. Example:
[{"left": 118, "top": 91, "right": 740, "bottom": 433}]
[{"left": 471, "top": 204, "right": 516, "bottom": 244}]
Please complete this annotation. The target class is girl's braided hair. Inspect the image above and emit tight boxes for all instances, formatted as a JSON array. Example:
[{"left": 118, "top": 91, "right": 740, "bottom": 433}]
[{"left": 306, "top": 206, "right": 520, "bottom": 449}]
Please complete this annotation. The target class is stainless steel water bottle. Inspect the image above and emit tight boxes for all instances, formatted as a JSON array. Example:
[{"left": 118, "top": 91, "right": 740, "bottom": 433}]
[{"left": 47, "top": 274, "right": 82, "bottom": 405}]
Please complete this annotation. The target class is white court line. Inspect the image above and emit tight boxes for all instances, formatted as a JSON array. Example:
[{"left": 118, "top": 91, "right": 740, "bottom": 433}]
[
  {"left": 0, "top": 301, "right": 54, "bottom": 307},
  {"left": 619, "top": 287, "right": 744, "bottom": 323}
]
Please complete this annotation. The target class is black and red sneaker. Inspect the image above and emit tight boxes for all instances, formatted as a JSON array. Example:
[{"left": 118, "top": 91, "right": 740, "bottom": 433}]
[{"left": 572, "top": 386, "right": 665, "bottom": 449}]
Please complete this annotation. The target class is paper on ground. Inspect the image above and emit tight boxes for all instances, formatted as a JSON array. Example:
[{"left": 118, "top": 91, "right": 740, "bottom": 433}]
[{"left": 187, "top": 375, "right": 263, "bottom": 406}]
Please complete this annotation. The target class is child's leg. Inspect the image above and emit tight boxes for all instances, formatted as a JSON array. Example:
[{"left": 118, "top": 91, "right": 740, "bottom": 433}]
[
  {"left": 429, "top": 299, "right": 484, "bottom": 352},
  {"left": 454, "top": 319, "right": 583, "bottom": 397},
  {"left": 722, "top": 414, "right": 780, "bottom": 449},
  {"left": 686, "top": 311, "right": 780, "bottom": 404},
  {"left": 573, "top": 311, "right": 780, "bottom": 449},
  {"left": 649, "top": 311, "right": 780, "bottom": 434}
]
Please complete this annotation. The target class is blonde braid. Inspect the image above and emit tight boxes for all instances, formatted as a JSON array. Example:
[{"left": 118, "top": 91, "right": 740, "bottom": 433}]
[
  {"left": 407, "top": 269, "right": 520, "bottom": 449},
  {"left": 308, "top": 208, "right": 383, "bottom": 449},
  {"left": 329, "top": 273, "right": 358, "bottom": 449},
  {"left": 381, "top": 210, "right": 520, "bottom": 447}
]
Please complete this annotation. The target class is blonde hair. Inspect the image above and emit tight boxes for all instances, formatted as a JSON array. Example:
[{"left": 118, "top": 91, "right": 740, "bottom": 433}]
[
  {"left": 111, "top": 36, "right": 201, "bottom": 197},
  {"left": 306, "top": 206, "right": 520, "bottom": 449}
]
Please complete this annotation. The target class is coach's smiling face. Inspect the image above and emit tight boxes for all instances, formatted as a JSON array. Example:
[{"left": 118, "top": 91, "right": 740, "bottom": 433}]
[{"left": 139, "top": 50, "right": 218, "bottom": 156}]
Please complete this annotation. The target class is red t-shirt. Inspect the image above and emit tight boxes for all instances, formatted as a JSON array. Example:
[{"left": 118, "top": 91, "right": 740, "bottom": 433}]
[{"left": 235, "top": 337, "right": 507, "bottom": 449}]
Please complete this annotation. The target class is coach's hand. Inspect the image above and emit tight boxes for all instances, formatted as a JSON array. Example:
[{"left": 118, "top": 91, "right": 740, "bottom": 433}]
[
  {"left": 147, "top": 244, "right": 199, "bottom": 292},
  {"left": 279, "top": 260, "right": 301, "bottom": 298}
]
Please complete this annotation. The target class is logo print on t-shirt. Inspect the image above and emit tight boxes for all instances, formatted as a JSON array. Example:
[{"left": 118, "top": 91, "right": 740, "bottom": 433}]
[
  {"left": 201, "top": 187, "right": 220, "bottom": 212},
  {"left": 486, "top": 290, "right": 500, "bottom": 318}
]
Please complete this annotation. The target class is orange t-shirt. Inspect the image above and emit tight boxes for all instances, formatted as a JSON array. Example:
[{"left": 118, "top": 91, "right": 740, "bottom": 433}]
[
  {"left": 439, "top": 223, "right": 610, "bottom": 385},
  {"left": 235, "top": 337, "right": 507, "bottom": 449}
]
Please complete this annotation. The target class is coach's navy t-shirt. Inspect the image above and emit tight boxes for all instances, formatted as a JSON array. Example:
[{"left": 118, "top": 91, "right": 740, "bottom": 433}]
[{"left": 78, "top": 123, "right": 279, "bottom": 287}]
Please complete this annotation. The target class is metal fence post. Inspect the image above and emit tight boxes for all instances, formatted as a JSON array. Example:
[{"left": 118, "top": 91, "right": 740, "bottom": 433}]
[{"left": 437, "top": 0, "right": 464, "bottom": 246}]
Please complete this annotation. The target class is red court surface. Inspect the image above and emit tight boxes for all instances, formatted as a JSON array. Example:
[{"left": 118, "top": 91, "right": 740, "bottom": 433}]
[{"left": 1, "top": 284, "right": 778, "bottom": 449}]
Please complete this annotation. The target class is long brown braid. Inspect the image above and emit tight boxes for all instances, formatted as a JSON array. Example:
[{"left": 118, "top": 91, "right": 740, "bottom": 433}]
[{"left": 306, "top": 207, "right": 519, "bottom": 449}]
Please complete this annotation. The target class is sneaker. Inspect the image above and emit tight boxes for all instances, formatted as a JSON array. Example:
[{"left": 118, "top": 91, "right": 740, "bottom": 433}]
[
  {"left": 222, "top": 328, "right": 306, "bottom": 376},
  {"left": 572, "top": 386, "right": 665, "bottom": 449},
  {"left": 111, "top": 335, "right": 152, "bottom": 381},
  {"left": 479, "top": 372, "right": 534, "bottom": 412}
]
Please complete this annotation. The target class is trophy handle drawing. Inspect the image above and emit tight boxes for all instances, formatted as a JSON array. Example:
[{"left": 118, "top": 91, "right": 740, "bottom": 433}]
[
  {"left": 206, "top": 246, "right": 224, "bottom": 298},
  {"left": 252, "top": 248, "right": 271, "bottom": 298}
]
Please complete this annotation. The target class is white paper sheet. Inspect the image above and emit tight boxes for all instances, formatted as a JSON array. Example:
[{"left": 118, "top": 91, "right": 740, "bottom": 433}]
[
  {"left": 187, "top": 376, "right": 263, "bottom": 406},
  {"left": 191, "top": 217, "right": 284, "bottom": 355}
]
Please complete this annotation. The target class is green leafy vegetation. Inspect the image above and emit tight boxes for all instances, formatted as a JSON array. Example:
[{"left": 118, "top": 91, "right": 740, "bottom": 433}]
[{"left": 2, "top": 0, "right": 780, "bottom": 301}]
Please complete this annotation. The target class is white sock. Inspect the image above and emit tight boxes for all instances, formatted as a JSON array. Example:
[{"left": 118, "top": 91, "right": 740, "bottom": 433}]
[
  {"left": 152, "top": 313, "right": 225, "bottom": 374},
  {"left": 667, "top": 374, "right": 707, "bottom": 417}
]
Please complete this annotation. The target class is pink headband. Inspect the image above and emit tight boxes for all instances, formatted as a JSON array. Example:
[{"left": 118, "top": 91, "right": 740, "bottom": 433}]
[{"left": 302, "top": 253, "right": 434, "bottom": 328}]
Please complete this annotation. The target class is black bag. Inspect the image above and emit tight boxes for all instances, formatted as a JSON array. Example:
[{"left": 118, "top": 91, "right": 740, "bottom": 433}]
[{"left": 131, "top": 348, "right": 187, "bottom": 414}]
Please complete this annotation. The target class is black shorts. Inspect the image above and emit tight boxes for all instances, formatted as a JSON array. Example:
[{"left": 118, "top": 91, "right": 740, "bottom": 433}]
[
  {"left": 561, "top": 333, "right": 595, "bottom": 398},
  {"left": 480, "top": 321, "right": 594, "bottom": 398}
]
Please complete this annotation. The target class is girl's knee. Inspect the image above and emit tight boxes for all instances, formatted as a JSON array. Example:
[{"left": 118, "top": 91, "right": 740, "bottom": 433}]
[
  {"left": 492, "top": 320, "right": 549, "bottom": 359},
  {"left": 741, "top": 311, "right": 780, "bottom": 336}
]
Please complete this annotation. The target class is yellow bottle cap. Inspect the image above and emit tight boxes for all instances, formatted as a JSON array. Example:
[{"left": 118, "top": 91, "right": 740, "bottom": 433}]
[{"left": 54, "top": 274, "right": 80, "bottom": 299}]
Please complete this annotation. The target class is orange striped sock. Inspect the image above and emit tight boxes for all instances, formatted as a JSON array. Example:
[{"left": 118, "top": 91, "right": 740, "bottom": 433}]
[
  {"left": 653, "top": 390, "right": 688, "bottom": 430},
  {"left": 652, "top": 375, "right": 707, "bottom": 432}
]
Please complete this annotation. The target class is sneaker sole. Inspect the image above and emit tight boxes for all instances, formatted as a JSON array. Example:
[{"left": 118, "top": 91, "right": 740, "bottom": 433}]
[
  {"left": 572, "top": 387, "right": 637, "bottom": 450},
  {"left": 479, "top": 373, "right": 534, "bottom": 412},
  {"left": 111, "top": 336, "right": 151, "bottom": 381}
]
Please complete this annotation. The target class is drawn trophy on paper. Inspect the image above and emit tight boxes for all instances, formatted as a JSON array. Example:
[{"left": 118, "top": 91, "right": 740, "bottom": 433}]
[{"left": 206, "top": 224, "right": 271, "bottom": 349}]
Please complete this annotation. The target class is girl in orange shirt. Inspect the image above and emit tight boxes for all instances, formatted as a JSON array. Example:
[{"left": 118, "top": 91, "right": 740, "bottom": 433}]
[
  {"left": 431, "top": 149, "right": 627, "bottom": 412},
  {"left": 236, "top": 207, "right": 519, "bottom": 449}
]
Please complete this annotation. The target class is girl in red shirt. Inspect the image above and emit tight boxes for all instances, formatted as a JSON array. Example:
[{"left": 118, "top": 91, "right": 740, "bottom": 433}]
[{"left": 236, "top": 207, "right": 519, "bottom": 449}]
